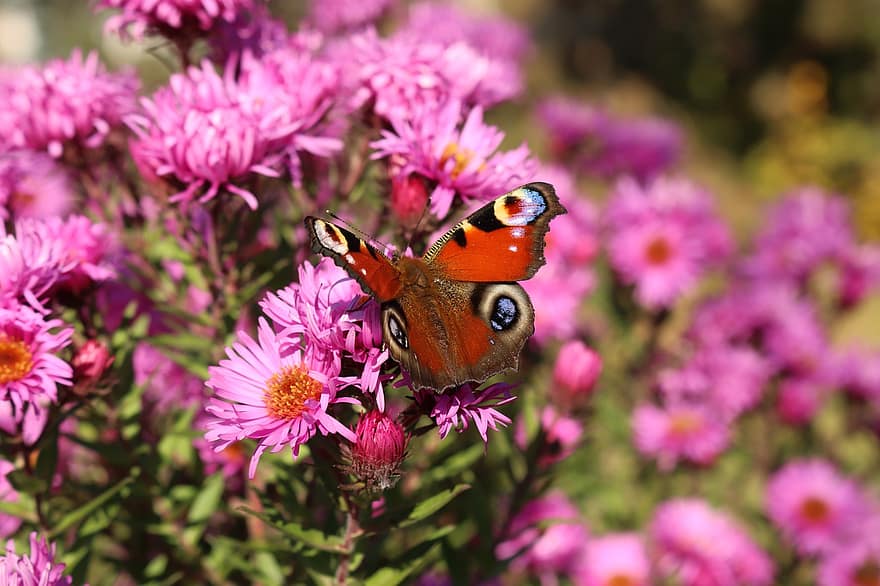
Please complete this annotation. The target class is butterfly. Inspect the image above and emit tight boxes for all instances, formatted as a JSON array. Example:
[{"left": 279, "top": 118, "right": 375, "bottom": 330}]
[{"left": 305, "top": 182, "right": 566, "bottom": 391}]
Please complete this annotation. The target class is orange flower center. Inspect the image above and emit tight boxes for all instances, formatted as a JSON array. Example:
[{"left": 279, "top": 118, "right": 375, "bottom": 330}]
[
  {"left": 645, "top": 236, "right": 673, "bottom": 265},
  {"left": 669, "top": 412, "right": 701, "bottom": 437},
  {"left": 607, "top": 574, "right": 637, "bottom": 586},
  {"left": 799, "top": 496, "right": 830, "bottom": 523},
  {"left": 854, "top": 561, "right": 880, "bottom": 586},
  {"left": 440, "top": 143, "right": 480, "bottom": 180},
  {"left": 0, "top": 335, "right": 33, "bottom": 384},
  {"left": 264, "top": 365, "right": 323, "bottom": 419},
  {"left": 221, "top": 442, "right": 244, "bottom": 463}
]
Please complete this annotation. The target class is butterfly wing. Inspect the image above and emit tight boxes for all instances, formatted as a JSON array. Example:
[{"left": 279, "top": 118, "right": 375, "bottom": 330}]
[
  {"left": 305, "top": 217, "right": 403, "bottom": 302},
  {"left": 423, "top": 182, "right": 566, "bottom": 282}
]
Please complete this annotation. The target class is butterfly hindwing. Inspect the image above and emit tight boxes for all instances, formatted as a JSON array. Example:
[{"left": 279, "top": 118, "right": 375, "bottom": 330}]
[
  {"left": 305, "top": 217, "right": 403, "bottom": 302},
  {"left": 423, "top": 182, "right": 566, "bottom": 282}
]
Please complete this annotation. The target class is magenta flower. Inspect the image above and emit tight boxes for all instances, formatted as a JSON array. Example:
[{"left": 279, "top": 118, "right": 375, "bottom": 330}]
[
  {"left": 0, "top": 306, "right": 72, "bottom": 445},
  {"left": 632, "top": 402, "right": 731, "bottom": 469},
  {"left": 306, "top": 0, "right": 395, "bottom": 33},
  {"left": 345, "top": 410, "right": 409, "bottom": 491},
  {"left": 514, "top": 406, "right": 583, "bottom": 467},
  {"left": 605, "top": 176, "right": 731, "bottom": 309},
  {"left": 523, "top": 262, "right": 594, "bottom": 344},
  {"left": 204, "top": 318, "right": 357, "bottom": 478},
  {"left": 134, "top": 342, "right": 205, "bottom": 415},
  {"left": 817, "top": 513, "right": 880, "bottom": 586},
  {"left": 766, "top": 459, "right": 869, "bottom": 556},
  {"left": 495, "top": 491, "right": 589, "bottom": 580},
  {"left": 417, "top": 382, "right": 517, "bottom": 442},
  {"left": 193, "top": 412, "right": 246, "bottom": 484},
  {"left": 775, "top": 377, "right": 826, "bottom": 425},
  {"left": 552, "top": 340, "right": 602, "bottom": 409},
  {"left": 0, "top": 50, "right": 138, "bottom": 157},
  {"left": 0, "top": 460, "right": 22, "bottom": 539},
  {"left": 260, "top": 259, "right": 388, "bottom": 404},
  {"left": 836, "top": 243, "right": 880, "bottom": 307},
  {"left": 537, "top": 97, "right": 607, "bottom": 158},
  {"left": 577, "top": 533, "right": 651, "bottom": 586},
  {"left": 371, "top": 100, "right": 536, "bottom": 218},
  {"left": 46, "top": 215, "right": 118, "bottom": 294},
  {"left": 742, "top": 187, "right": 854, "bottom": 284},
  {"left": 0, "top": 532, "right": 73, "bottom": 586},
  {"left": 97, "top": 0, "right": 256, "bottom": 40},
  {"left": 651, "top": 499, "right": 775, "bottom": 586},
  {"left": 0, "top": 218, "right": 73, "bottom": 311},
  {"left": 128, "top": 54, "right": 341, "bottom": 209},
  {"left": 0, "top": 151, "right": 74, "bottom": 220}
]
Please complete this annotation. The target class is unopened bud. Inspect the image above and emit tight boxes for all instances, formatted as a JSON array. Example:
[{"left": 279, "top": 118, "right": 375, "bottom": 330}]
[
  {"left": 72, "top": 340, "right": 114, "bottom": 394},
  {"left": 390, "top": 174, "right": 429, "bottom": 228},
  {"left": 552, "top": 340, "right": 602, "bottom": 409},
  {"left": 346, "top": 410, "right": 408, "bottom": 492}
]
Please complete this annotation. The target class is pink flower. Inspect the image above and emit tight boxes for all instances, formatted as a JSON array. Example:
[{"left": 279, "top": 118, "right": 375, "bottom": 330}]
[
  {"left": 417, "top": 382, "right": 517, "bottom": 442},
  {"left": 766, "top": 459, "right": 869, "bottom": 556},
  {"left": 0, "top": 50, "right": 138, "bottom": 157},
  {"left": 260, "top": 259, "right": 388, "bottom": 404},
  {"left": 346, "top": 410, "right": 409, "bottom": 491},
  {"left": 523, "top": 262, "right": 594, "bottom": 344},
  {"left": 306, "top": 0, "right": 395, "bottom": 33},
  {"left": 817, "top": 513, "right": 880, "bottom": 586},
  {"left": 193, "top": 412, "right": 246, "bottom": 484},
  {"left": 775, "top": 377, "right": 826, "bottom": 425},
  {"left": 537, "top": 97, "right": 607, "bottom": 158},
  {"left": 45, "top": 215, "right": 118, "bottom": 294},
  {"left": 388, "top": 174, "right": 430, "bottom": 227},
  {"left": 0, "top": 460, "right": 22, "bottom": 539},
  {"left": 0, "top": 218, "right": 73, "bottom": 311},
  {"left": 605, "top": 177, "right": 731, "bottom": 309},
  {"left": 71, "top": 339, "right": 114, "bottom": 394},
  {"left": 495, "top": 491, "right": 589, "bottom": 580},
  {"left": 632, "top": 402, "right": 731, "bottom": 469},
  {"left": 0, "top": 151, "right": 74, "bottom": 221},
  {"left": 742, "top": 186, "right": 854, "bottom": 284},
  {"left": 128, "top": 53, "right": 341, "bottom": 209},
  {"left": 134, "top": 342, "right": 205, "bottom": 415},
  {"left": 0, "top": 532, "right": 73, "bottom": 586},
  {"left": 97, "top": 0, "right": 255, "bottom": 40},
  {"left": 0, "top": 306, "right": 72, "bottom": 445},
  {"left": 371, "top": 100, "right": 536, "bottom": 218},
  {"left": 204, "top": 318, "right": 357, "bottom": 478},
  {"left": 651, "top": 499, "right": 775, "bottom": 586},
  {"left": 552, "top": 340, "right": 602, "bottom": 409},
  {"left": 836, "top": 243, "right": 880, "bottom": 307},
  {"left": 576, "top": 533, "right": 651, "bottom": 586}
]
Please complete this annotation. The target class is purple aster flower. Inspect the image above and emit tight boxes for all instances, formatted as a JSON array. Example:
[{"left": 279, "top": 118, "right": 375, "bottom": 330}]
[
  {"left": 193, "top": 411, "right": 246, "bottom": 485},
  {"left": 817, "top": 512, "right": 880, "bottom": 586},
  {"left": 775, "top": 377, "right": 827, "bottom": 425},
  {"left": 209, "top": 5, "right": 301, "bottom": 61},
  {"left": 336, "top": 28, "right": 519, "bottom": 122},
  {"left": 836, "top": 243, "right": 880, "bottom": 307},
  {"left": 0, "top": 532, "right": 73, "bottom": 586},
  {"left": 537, "top": 97, "right": 607, "bottom": 158},
  {"left": 415, "top": 382, "right": 516, "bottom": 442},
  {"left": 128, "top": 54, "right": 341, "bottom": 209},
  {"left": 495, "top": 491, "right": 589, "bottom": 581},
  {"left": 577, "top": 533, "right": 651, "bottom": 586},
  {"left": 371, "top": 100, "right": 536, "bottom": 218},
  {"left": 605, "top": 177, "right": 732, "bottom": 309},
  {"left": 632, "top": 402, "right": 731, "bottom": 469},
  {"left": 134, "top": 342, "right": 205, "bottom": 415},
  {"left": 0, "top": 150, "right": 75, "bottom": 220},
  {"left": 523, "top": 261, "right": 594, "bottom": 345},
  {"left": 651, "top": 499, "right": 775, "bottom": 586},
  {"left": 45, "top": 215, "right": 118, "bottom": 295},
  {"left": 97, "top": 0, "right": 256, "bottom": 40},
  {"left": 306, "top": 0, "right": 395, "bottom": 34},
  {"left": 742, "top": 186, "right": 854, "bottom": 285},
  {"left": 0, "top": 460, "right": 21, "bottom": 539},
  {"left": 551, "top": 340, "right": 602, "bottom": 409},
  {"left": 0, "top": 306, "right": 72, "bottom": 445},
  {"left": 515, "top": 406, "right": 583, "bottom": 467},
  {"left": 766, "top": 458, "right": 869, "bottom": 556},
  {"left": 204, "top": 318, "right": 358, "bottom": 478},
  {"left": 0, "top": 50, "right": 138, "bottom": 157},
  {"left": 260, "top": 259, "right": 388, "bottom": 404}
]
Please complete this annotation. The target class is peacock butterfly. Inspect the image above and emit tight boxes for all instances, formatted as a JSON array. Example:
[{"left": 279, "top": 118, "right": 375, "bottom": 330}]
[{"left": 305, "top": 182, "right": 566, "bottom": 390}]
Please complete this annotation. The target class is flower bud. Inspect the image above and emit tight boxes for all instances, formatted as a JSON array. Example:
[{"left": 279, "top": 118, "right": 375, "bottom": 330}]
[
  {"left": 347, "top": 410, "right": 408, "bottom": 492},
  {"left": 390, "top": 174, "right": 429, "bottom": 228},
  {"left": 72, "top": 340, "right": 114, "bottom": 394},
  {"left": 552, "top": 340, "right": 602, "bottom": 409}
]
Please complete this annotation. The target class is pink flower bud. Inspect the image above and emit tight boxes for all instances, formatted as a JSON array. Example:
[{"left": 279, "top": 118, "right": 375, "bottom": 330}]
[
  {"left": 348, "top": 410, "right": 408, "bottom": 492},
  {"left": 552, "top": 340, "right": 602, "bottom": 408},
  {"left": 390, "top": 174, "right": 429, "bottom": 228},
  {"left": 776, "top": 379, "right": 823, "bottom": 425},
  {"left": 72, "top": 340, "right": 114, "bottom": 394}
]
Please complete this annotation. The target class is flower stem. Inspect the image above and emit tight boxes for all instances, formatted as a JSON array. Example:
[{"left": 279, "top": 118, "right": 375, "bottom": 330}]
[{"left": 335, "top": 506, "right": 361, "bottom": 586}]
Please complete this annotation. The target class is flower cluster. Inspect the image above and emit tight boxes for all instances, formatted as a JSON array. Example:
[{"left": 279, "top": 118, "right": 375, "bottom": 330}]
[
  {"left": 98, "top": 0, "right": 256, "bottom": 40},
  {"left": 0, "top": 533, "right": 74, "bottom": 586}
]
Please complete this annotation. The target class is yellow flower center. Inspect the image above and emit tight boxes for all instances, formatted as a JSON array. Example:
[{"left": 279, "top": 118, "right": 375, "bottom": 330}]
[
  {"left": 440, "top": 143, "right": 479, "bottom": 180},
  {"left": 854, "top": 561, "right": 880, "bottom": 586},
  {"left": 264, "top": 365, "right": 322, "bottom": 420},
  {"left": 799, "top": 496, "right": 830, "bottom": 523},
  {"left": 0, "top": 335, "right": 33, "bottom": 384},
  {"left": 607, "top": 574, "right": 637, "bottom": 586},
  {"left": 645, "top": 236, "right": 673, "bottom": 265},
  {"left": 669, "top": 412, "right": 701, "bottom": 437}
]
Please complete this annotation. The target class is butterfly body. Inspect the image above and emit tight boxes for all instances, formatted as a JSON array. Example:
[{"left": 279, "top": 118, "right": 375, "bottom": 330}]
[{"left": 306, "top": 182, "right": 564, "bottom": 390}]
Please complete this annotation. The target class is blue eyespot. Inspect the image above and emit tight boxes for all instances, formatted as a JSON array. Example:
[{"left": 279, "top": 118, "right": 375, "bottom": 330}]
[{"left": 490, "top": 296, "right": 518, "bottom": 331}]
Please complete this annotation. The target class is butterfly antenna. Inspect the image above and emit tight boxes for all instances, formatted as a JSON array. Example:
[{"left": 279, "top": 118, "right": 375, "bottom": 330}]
[
  {"left": 403, "top": 199, "right": 433, "bottom": 255},
  {"left": 325, "top": 210, "right": 394, "bottom": 258}
]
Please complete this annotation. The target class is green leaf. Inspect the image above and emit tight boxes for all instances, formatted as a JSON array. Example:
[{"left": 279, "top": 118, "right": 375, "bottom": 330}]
[
  {"left": 364, "top": 542, "right": 442, "bottom": 586},
  {"left": 35, "top": 430, "right": 59, "bottom": 480},
  {"left": 51, "top": 468, "right": 138, "bottom": 538},
  {"left": 399, "top": 484, "right": 470, "bottom": 528},
  {"left": 252, "top": 551, "right": 285, "bottom": 585},
  {"left": 237, "top": 506, "right": 345, "bottom": 553},
  {"left": 0, "top": 499, "right": 37, "bottom": 523},
  {"left": 6, "top": 469, "right": 48, "bottom": 495},
  {"left": 183, "top": 473, "right": 225, "bottom": 546},
  {"left": 422, "top": 444, "right": 484, "bottom": 485}
]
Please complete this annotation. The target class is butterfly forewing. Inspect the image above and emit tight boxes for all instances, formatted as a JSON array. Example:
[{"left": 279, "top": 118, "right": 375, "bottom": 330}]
[{"left": 423, "top": 182, "right": 566, "bottom": 282}]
